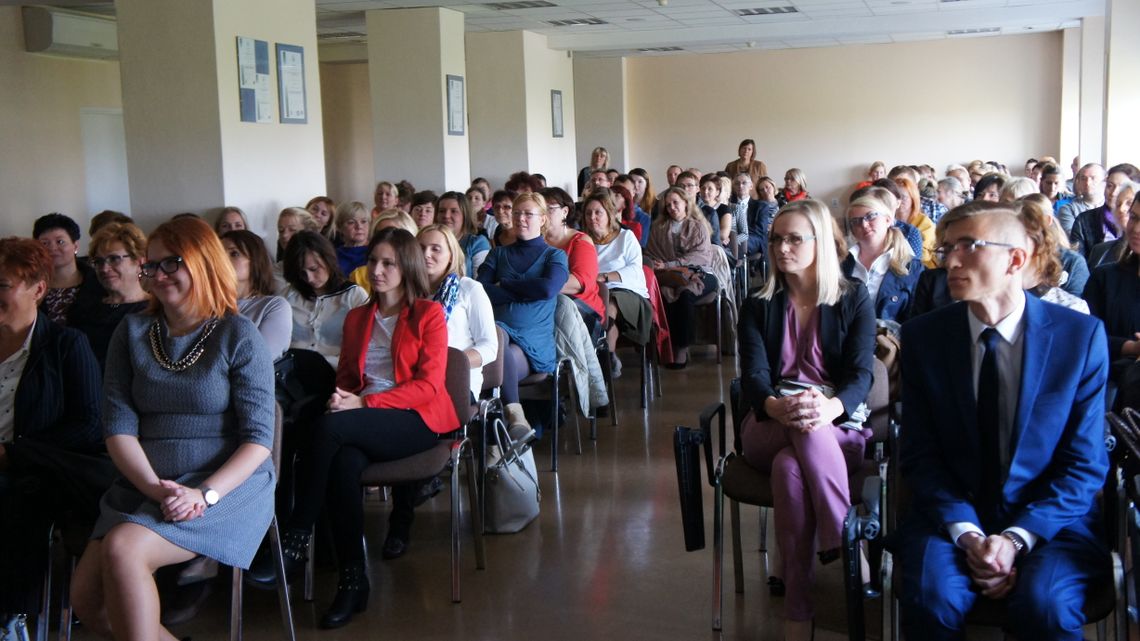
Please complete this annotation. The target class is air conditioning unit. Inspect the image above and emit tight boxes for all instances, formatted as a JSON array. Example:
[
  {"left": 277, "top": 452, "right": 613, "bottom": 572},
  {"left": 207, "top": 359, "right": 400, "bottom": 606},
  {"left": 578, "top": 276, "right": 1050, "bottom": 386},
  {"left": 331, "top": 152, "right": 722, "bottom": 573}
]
[{"left": 23, "top": 6, "right": 118, "bottom": 60}]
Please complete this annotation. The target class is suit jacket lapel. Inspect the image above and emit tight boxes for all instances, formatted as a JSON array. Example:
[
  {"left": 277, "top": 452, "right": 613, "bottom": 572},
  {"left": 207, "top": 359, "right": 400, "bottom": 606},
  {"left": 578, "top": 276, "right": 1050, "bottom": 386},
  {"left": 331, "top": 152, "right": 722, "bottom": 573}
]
[{"left": 1012, "top": 296, "right": 1051, "bottom": 457}]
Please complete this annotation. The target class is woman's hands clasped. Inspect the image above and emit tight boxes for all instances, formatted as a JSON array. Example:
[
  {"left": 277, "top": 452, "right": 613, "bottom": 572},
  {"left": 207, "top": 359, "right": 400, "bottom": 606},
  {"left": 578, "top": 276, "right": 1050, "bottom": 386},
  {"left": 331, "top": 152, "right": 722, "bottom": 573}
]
[
  {"left": 156, "top": 479, "right": 207, "bottom": 522},
  {"left": 766, "top": 388, "right": 828, "bottom": 433}
]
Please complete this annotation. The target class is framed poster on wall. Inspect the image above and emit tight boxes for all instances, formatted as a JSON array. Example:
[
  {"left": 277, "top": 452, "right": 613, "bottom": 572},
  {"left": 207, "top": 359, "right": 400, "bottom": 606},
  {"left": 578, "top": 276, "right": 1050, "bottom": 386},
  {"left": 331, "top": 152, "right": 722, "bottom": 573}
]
[
  {"left": 551, "top": 89, "right": 564, "bottom": 138},
  {"left": 447, "top": 75, "right": 465, "bottom": 136},
  {"left": 236, "top": 36, "right": 272, "bottom": 123},
  {"left": 276, "top": 43, "right": 307, "bottom": 124}
]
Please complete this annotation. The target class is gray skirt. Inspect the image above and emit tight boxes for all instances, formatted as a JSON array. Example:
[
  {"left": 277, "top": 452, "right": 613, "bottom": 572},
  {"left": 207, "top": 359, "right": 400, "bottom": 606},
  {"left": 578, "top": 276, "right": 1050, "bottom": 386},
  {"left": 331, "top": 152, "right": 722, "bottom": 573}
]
[{"left": 610, "top": 288, "right": 652, "bottom": 345}]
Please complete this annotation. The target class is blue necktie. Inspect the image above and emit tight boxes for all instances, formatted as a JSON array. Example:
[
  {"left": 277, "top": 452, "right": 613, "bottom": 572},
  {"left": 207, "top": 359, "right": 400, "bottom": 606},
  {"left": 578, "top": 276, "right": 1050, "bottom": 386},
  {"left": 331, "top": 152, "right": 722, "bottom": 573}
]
[{"left": 977, "top": 328, "right": 1002, "bottom": 525}]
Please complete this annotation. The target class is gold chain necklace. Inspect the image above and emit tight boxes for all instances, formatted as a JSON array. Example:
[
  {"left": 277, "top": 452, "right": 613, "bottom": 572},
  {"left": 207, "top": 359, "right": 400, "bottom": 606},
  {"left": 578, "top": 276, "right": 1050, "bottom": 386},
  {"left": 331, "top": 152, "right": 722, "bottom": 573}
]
[{"left": 148, "top": 317, "right": 220, "bottom": 372}]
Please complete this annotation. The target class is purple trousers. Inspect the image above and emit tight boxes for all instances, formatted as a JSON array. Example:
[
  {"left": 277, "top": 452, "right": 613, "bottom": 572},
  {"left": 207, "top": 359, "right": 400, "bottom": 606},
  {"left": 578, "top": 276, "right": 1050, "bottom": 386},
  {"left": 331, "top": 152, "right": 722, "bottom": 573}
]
[{"left": 740, "top": 411, "right": 866, "bottom": 621}]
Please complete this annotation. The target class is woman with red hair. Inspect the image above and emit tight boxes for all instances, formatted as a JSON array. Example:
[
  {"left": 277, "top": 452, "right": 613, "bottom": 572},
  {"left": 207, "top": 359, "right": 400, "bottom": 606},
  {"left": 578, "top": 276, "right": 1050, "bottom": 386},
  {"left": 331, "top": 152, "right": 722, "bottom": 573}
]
[{"left": 72, "top": 217, "right": 277, "bottom": 641}]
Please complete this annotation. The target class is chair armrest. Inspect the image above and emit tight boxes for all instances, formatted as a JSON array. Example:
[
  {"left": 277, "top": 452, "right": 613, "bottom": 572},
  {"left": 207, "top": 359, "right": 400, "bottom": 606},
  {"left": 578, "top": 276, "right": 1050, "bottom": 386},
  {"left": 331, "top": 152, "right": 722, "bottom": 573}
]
[{"left": 699, "top": 400, "right": 727, "bottom": 487}]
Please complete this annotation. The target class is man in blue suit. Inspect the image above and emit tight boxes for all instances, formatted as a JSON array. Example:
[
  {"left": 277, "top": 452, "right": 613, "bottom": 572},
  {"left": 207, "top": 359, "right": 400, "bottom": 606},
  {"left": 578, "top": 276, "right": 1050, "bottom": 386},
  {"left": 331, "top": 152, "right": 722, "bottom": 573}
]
[{"left": 896, "top": 202, "right": 1109, "bottom": 640}]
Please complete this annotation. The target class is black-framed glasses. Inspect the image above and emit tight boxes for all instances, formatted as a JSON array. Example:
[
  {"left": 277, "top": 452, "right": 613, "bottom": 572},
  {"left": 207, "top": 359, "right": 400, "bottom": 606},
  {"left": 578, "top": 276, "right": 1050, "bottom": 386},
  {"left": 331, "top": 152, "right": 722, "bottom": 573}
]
[
  {"left": 847, "top": 211, "right": 884, "bottom": 228},
  {"left": 932, "top": 239, "right": 1018, "bottom": 262},
  {"left": 769, "top": 233, "right": 815, "bottom": 248},
  {"left": 140, "top": 256, "right": 184, "bottom": 278},
  {"left": 90, "top": 254, "right": 133, "bottom": 269}
]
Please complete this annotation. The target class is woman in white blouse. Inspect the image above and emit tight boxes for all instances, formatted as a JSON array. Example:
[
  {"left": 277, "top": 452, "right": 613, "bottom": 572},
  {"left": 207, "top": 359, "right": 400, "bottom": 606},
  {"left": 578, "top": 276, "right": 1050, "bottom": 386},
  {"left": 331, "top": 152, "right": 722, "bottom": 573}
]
[
  {"left": 280, "top": 231, "right": 369, "bottom": 367},
  {"left": 417, "top": 224, "right": 498, "bottom": 398},
  {"left": 582, "top": 191, "right": 652, "bottom": 377}
]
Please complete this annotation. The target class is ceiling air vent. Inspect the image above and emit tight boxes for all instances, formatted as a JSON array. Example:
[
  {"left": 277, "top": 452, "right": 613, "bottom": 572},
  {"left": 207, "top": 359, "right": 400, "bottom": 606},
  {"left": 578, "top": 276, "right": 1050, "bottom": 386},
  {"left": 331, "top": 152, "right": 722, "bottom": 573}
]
[
  {"left": 484, "top": 1, "right": 557, "bottom": 9},
  {"left": 636, "top": 46, "right": 683, "bottom": 52},
  {"left": 947, "top": 27, "right": 1000, "bottom": 35},
  {"left": 734, "top": 6, "right": 799, "bottom": 16},
  {"left": 547, "top": 17, "right": 608, "bottom": 26},
  {"left": 317, "top": 31, "right": 366, "bottom": 40}
]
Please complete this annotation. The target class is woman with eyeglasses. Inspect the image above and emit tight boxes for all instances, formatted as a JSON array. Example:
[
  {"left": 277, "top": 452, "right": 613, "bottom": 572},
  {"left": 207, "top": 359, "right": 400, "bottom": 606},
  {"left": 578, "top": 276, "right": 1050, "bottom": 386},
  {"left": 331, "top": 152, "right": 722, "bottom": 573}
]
[
  {"left": 477, "top": 192, "right": 569, "bottom": 436},
  {"left": 543, "top": 187, "right": 605, "bottom": 331},
  {"left": 644, "top": 186, "right": 717, "bottom": 369},
  {"left": 71, "top": 216, "right": 276, "bottom": 641},
  {"left": 34, "top": 213, "right": 106, "bottom": 326},
  {"left": 841, "top": 193, "right": 923, "bottom": 324},
  {"left": 489, "top": 190, "right": 517, "bottom": 248},
  {"left": 738, "top": 199, "right": 875, "bottom": 641},
  {"left": 71, "top": 222, "right": 150, "bottom": 370}
]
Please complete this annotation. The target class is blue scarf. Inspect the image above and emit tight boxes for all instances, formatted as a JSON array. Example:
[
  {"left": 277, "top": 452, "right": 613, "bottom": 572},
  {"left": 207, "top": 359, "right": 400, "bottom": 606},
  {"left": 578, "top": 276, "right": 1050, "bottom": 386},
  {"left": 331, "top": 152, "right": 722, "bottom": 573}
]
[{"left": 432, "top": 273, "right": 461, "bottom": 321}]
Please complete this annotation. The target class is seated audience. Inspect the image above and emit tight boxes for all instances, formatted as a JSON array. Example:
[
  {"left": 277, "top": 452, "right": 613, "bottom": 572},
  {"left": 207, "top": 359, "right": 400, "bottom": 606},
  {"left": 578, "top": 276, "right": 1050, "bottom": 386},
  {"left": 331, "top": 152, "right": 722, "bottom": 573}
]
[
  {"left": 72, "top": 222, "right": 150, "bottom": 369},
  {"left": 88, "top": 211, "right": 132, "bottom": 238},
  {"left": 348, "top": 209, "right": 419, "bottom": 291},
  {"left": 973, "top": 173, "right": 1005, "bottom": 203},
  {"left": 726, "top": 173, "right": 754, "bottom": 259},
  {"left": 275, "top": 207, "right": 319, "bottom": 263},
  {"left": 698, "top": 173, "right": 730, "bottom": 248},
  {"left": 221, "top": 230, "right": 292, "bottom": 358},
  {"left": 281, "top": 231, "right": 369, "bottom": 367},
  {"left": 895, "top": 203, "right": 1109, "bottom": 641},
  {"left": 724, "top": 139, "right": 768, "bottom": 199},
  {"left": 610, "top": 184, "right": 648, "bottom": 247},
  {"left": 738, "top": 199, "right": 875, "bottom": 641},
  {"left": 71, "top": 217, "right": 276, "bottom": 641},
  {"left": 214, "top": 207, "right": 248, "bottom": 235},
  {"left": 1069, "top": 164, "right": 1140, "bottom": 259},
  {"left": 578, "top": 147, "right": 609, "bottom": 195},
  {"left": 842, "top": 193, "right": 923, "bottom": 324},
  {"left": 936, "top": 177, "right": 964, "bottom": 212},
  {"left": 854, "top": 161, "right": 887, "bottom": 191},
  {"left": 465, "top": 186, "right": 488, "bottom": 230},
  {"left": 436, "top": 190, "right": 490, "bottom": 278},
  {"left": 477, "top": 193, "right": 569, "bottom": 436},
  {"left": 1084, "top": 205, "right": 1140, "bottom": 386},
  {"left": 644, "top": 187, "right": 717, "bottom": 369},
  {"left": 334, "top": 201, "right": 372, "bottom": 276},
  {"left": 34, "top": 213, "right": 105, "bottom": 326},
  {"left": 630, "top": 168, "right": 657, "bottom": 220},
  {"left": 1057, "top": 163, "right": 1106, "bottom": 234},
  {"left": 0, "top": 237, "right": 106, "bottom": 623},
  {"left": 1014, "top": 199, "right": 1089, "bottom": 313},
  {"left": 582, "top": 191, "right": 652, "bottom": 378},
  {"left": 892, "top": 177, "right": 937, "bottom": 267},
  {"left": 1088, "top": 181, "right": 1138, "bottom": 268},
  {"left": 747, "top": 177, "right": 779, "bottom": 257},
  {"left": 998, "top": 177, "right": 1037, "bottom": 203},
  {"left": 489, "top": 190, "right": 517, "bottom": 247},
  {"left": 544, "top": 188, "right": 603, "bottom": 333},
  {"left": 1019, "top": 194, "right": 1089, "bottom": 296}
]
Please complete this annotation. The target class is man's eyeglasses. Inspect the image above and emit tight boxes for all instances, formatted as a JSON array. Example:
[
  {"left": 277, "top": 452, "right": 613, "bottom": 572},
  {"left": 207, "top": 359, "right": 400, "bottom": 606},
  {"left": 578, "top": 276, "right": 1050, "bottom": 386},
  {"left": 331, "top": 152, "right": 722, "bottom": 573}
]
[
  {"left": 91, "top": 254, "right": 132, "bottom": 268},
  {"left": 932, "top": 239, "right": 1019, "bottom": 262},
  {"left": 140, "top": 256, "right": 184, "bottom": 278},
  {"left": 769, "top": 234, "right": 815, "bottom": 248}
]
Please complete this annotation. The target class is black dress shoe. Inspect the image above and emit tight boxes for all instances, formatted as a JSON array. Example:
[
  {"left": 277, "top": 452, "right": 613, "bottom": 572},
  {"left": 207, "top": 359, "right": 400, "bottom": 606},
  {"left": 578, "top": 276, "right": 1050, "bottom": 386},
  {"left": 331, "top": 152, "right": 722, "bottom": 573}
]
[
  {"left": 381, "top": 532, "right": 408, "bottom": 560},
  {"left": 244, "top": 528, "right": 310, "bottom": 590},
  {"left": 319, "top": 564, "right": 370, "bottom": 629}
]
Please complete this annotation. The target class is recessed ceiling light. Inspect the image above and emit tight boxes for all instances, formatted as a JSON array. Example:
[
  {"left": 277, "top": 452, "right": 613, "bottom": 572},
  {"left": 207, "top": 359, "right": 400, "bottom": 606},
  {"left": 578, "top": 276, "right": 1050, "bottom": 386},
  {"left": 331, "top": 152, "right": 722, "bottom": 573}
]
[
  {"left": 547, "top": 17, "right": 608, "bottom": 27},
  {"left": 484, "top": 1, "right": 557, "bottom": 9},
  {"left": 734, "top": 7, "right": 799, "bottom": 17},
  {"left": 626, "top": 17, "right": 644, "bottom": 22},
  {"left": 947, "top": 27, "right": 1000, "bottom": 35},
  {"left": 636, "top": 46, "right": 683, "bottom": 52}
]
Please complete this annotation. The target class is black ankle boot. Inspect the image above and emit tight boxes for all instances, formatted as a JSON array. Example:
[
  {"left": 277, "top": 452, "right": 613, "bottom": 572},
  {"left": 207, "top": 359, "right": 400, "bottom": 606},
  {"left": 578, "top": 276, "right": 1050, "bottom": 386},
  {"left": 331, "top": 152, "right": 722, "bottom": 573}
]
[
  {"left": 319, "top": 563, "right": 370, "bottom": 629},
  {"left": 244, "top": 528, "right": 310, "bottom": 590}
]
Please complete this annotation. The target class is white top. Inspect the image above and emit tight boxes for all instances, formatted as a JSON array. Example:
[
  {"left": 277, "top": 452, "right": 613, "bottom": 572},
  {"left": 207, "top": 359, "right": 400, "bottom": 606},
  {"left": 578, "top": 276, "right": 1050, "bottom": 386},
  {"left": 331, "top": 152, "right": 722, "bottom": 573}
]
[
  {"left": 0, "top": 320, "right": 34, "bottom": 443},
  {"left": 595, "top": 229, "right": 649, "bottom": 299},
  {"left": 1039, "top": 287, "right": 1090, "bottom": 314},
  {"left": 282, "top": 283, "right": 369, "bottom": 367},
  {"left": 361, "top": 312, "right": 398, "bottom": 396},
  {"left": 847, "top": 246, "right": 892, "bottom": 303},
  {"left": 947, "top": 293, "right": 1037, "bottom": 552},
  {"left": 237, "top": 295, "right": 292, "bottom": 358},
  {"left": 447, "top": 277, "right": 498, "bottom": 397}
]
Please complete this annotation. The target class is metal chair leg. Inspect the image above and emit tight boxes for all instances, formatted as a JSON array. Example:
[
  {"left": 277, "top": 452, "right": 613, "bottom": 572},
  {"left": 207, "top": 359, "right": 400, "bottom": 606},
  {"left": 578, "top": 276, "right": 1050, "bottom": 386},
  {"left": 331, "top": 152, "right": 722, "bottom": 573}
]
[
  {"left": 37, "top": 524, "right": 53, "bottom": 641},
  {"left": 230, "top": 567, "right": 243, "bottom": 641},
  {"left": 464, "top": 446, "right": 486, "bottom": 569},
  {"left": 58, "top": 555, "right": 75, "bottom": 641},
  {"left": 564, "top": 365, "right": 582, "bottom": 456},
  {"left": 268, "top": 518, "right": 297, "bottom": 641},
  {"left": 303, "top": 528, "right": 315, "bottom": 602},
  {"left": 715, "top": 290, "right": 723, "bottom": 365},
  {"left": 730, "top": 499, "right": 744, "bottom": 594},
  {"left": 450, "top": 443, "right": 462, "bottom": 603},
  {"left": 550, "top": 363, "right": 561, "bottom": 472},
  {"left": 639, "top": 344, "right": 649, "bottom": 409},
  {"left": 758, "top": 506, "right": 769, "bottom": 553},
  {"left": 712, "top": 482, "right": 724, "bottom": 631}
]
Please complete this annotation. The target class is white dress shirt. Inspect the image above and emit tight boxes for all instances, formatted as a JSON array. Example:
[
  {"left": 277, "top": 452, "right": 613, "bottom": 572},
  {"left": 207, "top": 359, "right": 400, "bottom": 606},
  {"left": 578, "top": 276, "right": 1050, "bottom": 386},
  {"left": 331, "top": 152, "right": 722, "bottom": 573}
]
[
  {"left": 948, "top": 292, "right": 1038, "bottom": 551},
  {"left": 847, "top": 245, "right": 892, "bottom": 303}
]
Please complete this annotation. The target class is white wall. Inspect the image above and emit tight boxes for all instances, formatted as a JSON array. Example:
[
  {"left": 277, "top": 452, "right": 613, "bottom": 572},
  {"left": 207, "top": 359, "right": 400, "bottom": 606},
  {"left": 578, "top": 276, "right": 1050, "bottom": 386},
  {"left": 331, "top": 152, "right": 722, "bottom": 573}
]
[
  {"left": 0, "top": 7, "right": 123, "bottom": 240},
  {"left": 522, "top": 31, "right": 577, "bottom": 195},
  {"left": 626, "top": 32, "right": 1064, "bottom": 208},
  {"left": 467, "top": 31, "right": 528, "bottom": 189},
  {"left": 1104, "top": 0, "right": 1140, "bottom": 167},
  {"left": 320, "top": 62, "right": 375, "bottom": 204},
  {"left": 1060, "top": 27, "right": 1081, "bottom": 172},
  {"left": 438, "top": 8, "right": 471, "bottom": 191},
  {"left": 1078, "top": 16, "right": 1106, "bottom": 165},
  {"left": 573, "top": 56, "right": 628, "bottom": 184}
]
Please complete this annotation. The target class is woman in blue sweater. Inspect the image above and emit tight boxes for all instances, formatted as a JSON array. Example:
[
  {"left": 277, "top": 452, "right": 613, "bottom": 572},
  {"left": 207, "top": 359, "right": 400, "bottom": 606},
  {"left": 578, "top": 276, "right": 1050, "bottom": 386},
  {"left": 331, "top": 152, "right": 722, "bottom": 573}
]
[{"left": 477, "top": 192, "right": 569, "bottom": 435}]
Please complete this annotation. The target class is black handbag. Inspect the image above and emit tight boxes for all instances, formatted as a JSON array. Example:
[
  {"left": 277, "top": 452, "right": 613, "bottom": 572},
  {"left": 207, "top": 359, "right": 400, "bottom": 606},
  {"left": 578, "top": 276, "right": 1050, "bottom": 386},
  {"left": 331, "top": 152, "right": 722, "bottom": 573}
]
[{"left": 673, "top": 426, "right": 706, "bottom": 551}]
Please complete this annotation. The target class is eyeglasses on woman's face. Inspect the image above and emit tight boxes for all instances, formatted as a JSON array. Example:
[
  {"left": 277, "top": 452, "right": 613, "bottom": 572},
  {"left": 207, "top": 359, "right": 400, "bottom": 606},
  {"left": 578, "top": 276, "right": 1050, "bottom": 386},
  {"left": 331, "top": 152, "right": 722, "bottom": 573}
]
[
  {"left": 140, "top": 256, "right": 184, "bottom": 278},
  {"left": 768, "top": 233, "right": 815, "bottom": 248},
  {"left": 847, "top": 210, "right": 884, "bottom": 229},
  {"left": 91, "top": 254, "right": 133, "bottom": 269}
]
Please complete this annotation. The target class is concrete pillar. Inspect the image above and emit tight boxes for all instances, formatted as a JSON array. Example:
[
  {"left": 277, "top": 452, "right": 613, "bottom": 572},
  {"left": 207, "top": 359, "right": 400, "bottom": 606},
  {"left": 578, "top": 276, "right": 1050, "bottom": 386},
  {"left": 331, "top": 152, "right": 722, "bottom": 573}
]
[
  {"left": 467, "top": 31, "right": 577, "bottom": 193},
  {"left": 1104, "top": 0, "right": 1140, "bottom": 167},
  {"left": 366, "top": 7, "right": 470, "bottom": 193},
  {"left": 1058, "top": 27, "right": 1080, "bottom": 170},
  {"left": 116, "top": 0, "right": 325, "bottom": 234},
  {"left": 573, "top": 57, "right": 628, "bottom": 182},
  {"left": 1077, "top": 16, "right": 1106, "bottom": 166}
]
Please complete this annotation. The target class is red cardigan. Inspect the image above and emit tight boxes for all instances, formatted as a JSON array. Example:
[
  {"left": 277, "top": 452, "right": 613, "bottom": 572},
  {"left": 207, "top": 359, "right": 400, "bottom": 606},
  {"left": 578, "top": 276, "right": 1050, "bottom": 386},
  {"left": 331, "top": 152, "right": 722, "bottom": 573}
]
[{"left": 337, "top": 299, "right": 459, "bottom": 434}]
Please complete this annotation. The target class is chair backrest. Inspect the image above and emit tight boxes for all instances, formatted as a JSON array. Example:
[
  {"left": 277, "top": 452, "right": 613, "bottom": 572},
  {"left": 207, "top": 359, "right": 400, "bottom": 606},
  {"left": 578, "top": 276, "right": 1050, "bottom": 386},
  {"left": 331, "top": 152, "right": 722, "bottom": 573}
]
[
  {"left": 482, "top": 326, "right": 507, "bottom": 392},
  {"left": 729, "top": 378, "right": 744, "bottom": 454},
  {"left": 445, "top": 347, "right": 475, "bottom": 426}
]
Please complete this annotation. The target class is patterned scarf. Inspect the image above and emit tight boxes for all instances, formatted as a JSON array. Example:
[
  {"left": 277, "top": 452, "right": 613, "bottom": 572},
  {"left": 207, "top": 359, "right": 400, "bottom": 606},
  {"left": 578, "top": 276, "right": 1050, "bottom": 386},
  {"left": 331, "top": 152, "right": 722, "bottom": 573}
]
[{"left": 432, "top": 273, "right": 462, "bottom": 321}]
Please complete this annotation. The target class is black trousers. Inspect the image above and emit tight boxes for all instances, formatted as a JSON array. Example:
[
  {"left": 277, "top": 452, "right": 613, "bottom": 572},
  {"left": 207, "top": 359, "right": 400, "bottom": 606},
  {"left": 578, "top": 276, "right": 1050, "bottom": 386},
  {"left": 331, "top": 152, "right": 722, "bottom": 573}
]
[
  {"left": 288, "top": 408, "right": 438, "bottom": 565},
  {"left": 664, "top": 273, "right": 718, "bottom": 349}
]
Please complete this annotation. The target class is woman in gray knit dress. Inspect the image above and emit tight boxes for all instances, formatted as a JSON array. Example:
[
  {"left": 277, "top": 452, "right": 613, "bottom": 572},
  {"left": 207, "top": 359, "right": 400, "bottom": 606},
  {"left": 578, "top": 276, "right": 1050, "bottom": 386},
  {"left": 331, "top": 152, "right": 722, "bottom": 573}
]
[{"left": 71, "top": 217, "right": 276, "bottom": 641}]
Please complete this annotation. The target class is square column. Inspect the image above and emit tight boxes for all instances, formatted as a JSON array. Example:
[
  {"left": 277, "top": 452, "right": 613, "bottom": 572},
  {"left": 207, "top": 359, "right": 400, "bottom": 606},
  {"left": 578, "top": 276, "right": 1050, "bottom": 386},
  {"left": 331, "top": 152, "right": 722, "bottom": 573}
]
[{"left": 1104, "top": 0, "right": 1140, "bottom": 165}]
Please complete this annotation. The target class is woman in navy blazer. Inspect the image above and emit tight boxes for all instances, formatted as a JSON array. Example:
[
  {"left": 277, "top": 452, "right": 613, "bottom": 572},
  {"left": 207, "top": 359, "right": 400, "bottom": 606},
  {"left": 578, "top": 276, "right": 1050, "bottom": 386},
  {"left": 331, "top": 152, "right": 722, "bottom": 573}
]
[
  {"left": 1084, "top": 200, "right": 1140, "bottom": 385},
  {"left": 737, "top": 200, "right": 876, "bottom": 640},
  {"left": 841, "top": 192, "right": 923, "bottom": 324}
]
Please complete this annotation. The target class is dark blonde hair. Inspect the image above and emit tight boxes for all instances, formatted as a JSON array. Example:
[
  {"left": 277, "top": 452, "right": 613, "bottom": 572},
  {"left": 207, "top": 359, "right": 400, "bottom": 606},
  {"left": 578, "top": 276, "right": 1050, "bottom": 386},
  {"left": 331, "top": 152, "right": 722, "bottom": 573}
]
[
  {"left": 417, "top": 224, "right": 465, "bottom": 278},
  {"left": 146, "top": 217, "right": 237, "bottom": 318},
  {"left": 90, "top": 222, "right": 147, "bottom": 261},
  {"left": 1013, "top": 197, "right": 1063, "bottom": 288}
]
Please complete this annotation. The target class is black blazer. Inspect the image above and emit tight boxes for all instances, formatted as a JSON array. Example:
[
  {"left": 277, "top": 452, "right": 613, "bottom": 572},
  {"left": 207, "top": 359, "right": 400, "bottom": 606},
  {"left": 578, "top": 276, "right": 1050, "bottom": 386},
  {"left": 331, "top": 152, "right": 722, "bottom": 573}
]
[
  {"left": 738, "top": 282, "right": 876, "bottom": 422},
  {"left": 10, "top": 311, "right": 103, "bottom": 457},
  {"left": 1084, "top": 259, "right": 1140, "bottom": 360},
  {"left": 906, "top": 268, "right": 953, "bottom": 320},
  {"left": 1069, "top": 205, "right": 1111, "bottom": 259}
]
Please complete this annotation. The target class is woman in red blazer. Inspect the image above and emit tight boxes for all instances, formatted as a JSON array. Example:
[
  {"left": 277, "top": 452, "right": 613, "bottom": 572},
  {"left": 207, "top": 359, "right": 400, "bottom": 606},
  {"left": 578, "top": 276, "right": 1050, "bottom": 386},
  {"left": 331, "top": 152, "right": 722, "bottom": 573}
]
[{"left": 250, "top": 227, "right": 457, "bottom": 629}]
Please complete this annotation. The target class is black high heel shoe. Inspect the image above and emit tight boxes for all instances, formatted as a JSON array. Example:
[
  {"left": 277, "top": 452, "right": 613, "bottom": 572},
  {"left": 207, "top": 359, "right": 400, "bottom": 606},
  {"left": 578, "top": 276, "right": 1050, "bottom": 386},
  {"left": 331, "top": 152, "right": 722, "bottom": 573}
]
[
  {"left": 244, "top": 528, "right": 310, "bottom": 589},
  {"left": 319, "top": 563, "right": 370, "bottom": 629}
]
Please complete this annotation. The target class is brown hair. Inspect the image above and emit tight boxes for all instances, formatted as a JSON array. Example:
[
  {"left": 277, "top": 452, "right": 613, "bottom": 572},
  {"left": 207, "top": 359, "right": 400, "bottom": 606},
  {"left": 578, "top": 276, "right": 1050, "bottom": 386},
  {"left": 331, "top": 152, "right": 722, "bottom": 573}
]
[
  {"left": 368, "top": 227, "right": 430, "bottom": 307},
  {"left": 1014, "top": 197, "right": 1063, "bottom": 288},
  {"left": 146, "top": 217, "right": 237, "bottom": 318},
  {"left": 221, "top": 230, "right": 276, "bottom": 297}
]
